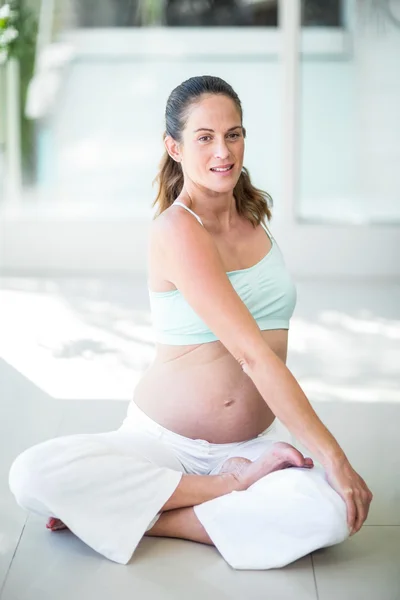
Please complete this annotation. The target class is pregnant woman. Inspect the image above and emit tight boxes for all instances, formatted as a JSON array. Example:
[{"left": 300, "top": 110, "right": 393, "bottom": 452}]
[{"left": 9, "top": 75, "right": 372, "bottom": 569}]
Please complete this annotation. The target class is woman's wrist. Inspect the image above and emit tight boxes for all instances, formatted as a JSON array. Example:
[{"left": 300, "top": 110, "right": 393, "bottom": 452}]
[{"left": 319, "top": 446, "right": 348, "bottom": 469}]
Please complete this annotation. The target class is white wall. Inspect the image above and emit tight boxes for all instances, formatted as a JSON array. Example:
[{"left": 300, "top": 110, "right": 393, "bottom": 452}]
[
  {"left": 36, "top": 15, "right": 400, "bottom": 225},
  {"left": 299, "top": 4, "right": 400, "bottom": 222},
  {"left": 355, "top": 7, "right": 400, "bottom": 222},
  {"left": 1, "top": 6, "right": 399, "bottom": 277}
]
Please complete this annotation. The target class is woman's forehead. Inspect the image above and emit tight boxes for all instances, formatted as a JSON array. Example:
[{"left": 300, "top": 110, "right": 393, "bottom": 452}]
[{"left": 186, "top": 95, "right": 241, "bottom": 129}]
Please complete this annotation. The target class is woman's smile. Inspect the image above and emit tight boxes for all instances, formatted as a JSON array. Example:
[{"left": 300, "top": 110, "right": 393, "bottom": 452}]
[{"left": 210, "top": 163, "right": 235, "bottom": 176}]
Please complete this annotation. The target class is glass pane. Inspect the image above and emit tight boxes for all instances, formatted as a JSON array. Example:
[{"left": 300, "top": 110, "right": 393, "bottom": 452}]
[
  {"left": 72, "top": 0, "right": 278, "bottom": 28},
  {"left": 297, "top": 1, "right": 400, "bottom": 223},
  {"left": 301, "top": 0, "right": 343, "bottom": 27}
]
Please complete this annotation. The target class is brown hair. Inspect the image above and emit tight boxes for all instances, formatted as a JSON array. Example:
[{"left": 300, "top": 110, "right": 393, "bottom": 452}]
[{"left": 152, "top": 75, "right": 273, "bottom": 226}]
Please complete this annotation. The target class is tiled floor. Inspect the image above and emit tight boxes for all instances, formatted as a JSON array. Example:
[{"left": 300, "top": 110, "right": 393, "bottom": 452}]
[{"left": 1, "top": 276, "right": 399, "bottom": 600}]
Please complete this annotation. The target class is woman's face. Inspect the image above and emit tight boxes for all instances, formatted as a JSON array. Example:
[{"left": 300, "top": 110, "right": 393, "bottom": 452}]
[{"left": 169, "top": 94, "right": 245, "bottom": 194}]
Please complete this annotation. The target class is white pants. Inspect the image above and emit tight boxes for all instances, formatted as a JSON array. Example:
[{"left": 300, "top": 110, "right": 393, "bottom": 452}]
[{"left": 8, "top": 401, "right": 349, "bottom": 568}]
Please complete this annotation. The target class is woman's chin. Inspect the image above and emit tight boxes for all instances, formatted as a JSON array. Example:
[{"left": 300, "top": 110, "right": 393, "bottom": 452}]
[
  {"left": 205, "top": 176, "right": 239, "bottom": 194},
  {"left": 207, "top": 185, "right": 236, "bottom": 196}
]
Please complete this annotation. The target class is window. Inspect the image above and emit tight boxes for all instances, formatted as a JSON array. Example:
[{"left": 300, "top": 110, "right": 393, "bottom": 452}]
[
  {"left": 301, "top": 0, "right": 343, "bottom": 27},
  {"left": 72, "top": 0, "right": 279, "bottom": 28},
  {"left": 72, "top": 0, "right": 343, "bottom": 28}
]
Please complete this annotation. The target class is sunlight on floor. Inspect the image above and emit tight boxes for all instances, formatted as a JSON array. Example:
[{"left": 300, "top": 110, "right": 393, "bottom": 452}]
[
  {"left": 0, "top": 277, "right": 399, "bottom": 403},
  {"left": 0, "top": 287, "right": 155, "bottom": 400}
]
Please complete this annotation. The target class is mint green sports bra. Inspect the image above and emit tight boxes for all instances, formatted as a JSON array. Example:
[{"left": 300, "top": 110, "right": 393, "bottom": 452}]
[{"left": 149, "top": 201, "right": 297, "bottom": 345}]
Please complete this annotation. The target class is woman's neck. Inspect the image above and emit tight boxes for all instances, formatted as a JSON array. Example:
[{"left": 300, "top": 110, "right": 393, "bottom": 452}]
[{"left": 180, "top": 185, "right": 237, "bottom": 232}]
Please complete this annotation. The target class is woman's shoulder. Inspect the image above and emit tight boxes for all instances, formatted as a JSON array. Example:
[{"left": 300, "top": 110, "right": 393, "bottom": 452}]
[
  {"left": 150, "top": 208, "right": 220, "bottom": 285},
  {"left": 150, "top": 200, "right": 205, "bottom": 245},
  {"left": 149, "top": 201, "right": 210, "bottom": 286}
]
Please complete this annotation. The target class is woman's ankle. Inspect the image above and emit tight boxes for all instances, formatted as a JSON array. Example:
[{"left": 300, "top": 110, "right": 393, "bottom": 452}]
[
  {"left": 145, "top": 507, "right": 213, "bottom": 545},
  {"left": 160, "top": 473, "right": 239, "bottom": 512}
]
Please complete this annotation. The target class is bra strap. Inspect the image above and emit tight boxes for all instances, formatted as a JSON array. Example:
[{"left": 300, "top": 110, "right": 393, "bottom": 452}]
[
  {"left": 173, "top": 201, "right": 204, "bottom": 226},
  {"left": 260, "top": 221, "right": 274, "bottom": 242}
]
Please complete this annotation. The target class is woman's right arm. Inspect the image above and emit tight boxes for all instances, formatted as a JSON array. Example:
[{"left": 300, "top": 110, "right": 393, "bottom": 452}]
[{"left": 152, "top": 210, "right": 373, "bottom": 534}]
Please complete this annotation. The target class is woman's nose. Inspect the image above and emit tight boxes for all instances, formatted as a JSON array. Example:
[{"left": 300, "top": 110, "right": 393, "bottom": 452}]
[{"left": 214, "top": 140, "right": 230, "bottom": 160}]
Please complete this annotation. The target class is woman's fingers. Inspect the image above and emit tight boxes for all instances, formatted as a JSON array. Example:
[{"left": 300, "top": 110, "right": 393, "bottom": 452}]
[
  {"left": 351, "top": 491, "right": 364, "bottom": 535},
  {"left": 347, "top": 483, "right": 373, "bottom": 535},
  {"left": 352, "top": 487, "right": 373, "bottom": 535},
  {"left": 325, "top": 460, "right": 373, "bottom": 536},
  {"left": 344, "top": 489, "right": 357, "bottom": 533}
]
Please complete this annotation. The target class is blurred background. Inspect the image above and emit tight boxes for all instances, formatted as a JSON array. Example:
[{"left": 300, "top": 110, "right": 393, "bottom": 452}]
[
  {"left": 1, "top": 0, "right": 399, "bottom": 276},
  {"left": 0, "top": 0, "right": 399, "bottom": 401},
  {"left": 1, "top": 4, "right": 400, "bottom": 595},
  {"left": 0, "top": 1, "right": 399, "bottom": 418}
]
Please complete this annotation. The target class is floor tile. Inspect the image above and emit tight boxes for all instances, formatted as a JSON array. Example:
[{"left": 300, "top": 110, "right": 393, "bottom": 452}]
[
  {"left": 0, "top": 360, "right": 62, "bottom": 594},
  {"left": 1, "top": 516, "right": 317, "bottom": 600},
  {"left": 56, "top": 399, "right": 128, "bottom": 436},
  {"left": 312, "top": 526, "right": 400, "bottom": 600}
]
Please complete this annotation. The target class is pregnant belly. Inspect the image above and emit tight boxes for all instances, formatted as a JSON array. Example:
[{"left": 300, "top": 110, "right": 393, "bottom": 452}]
[{"left": 132, "top": 345, "right": 277, "bottom": 443}]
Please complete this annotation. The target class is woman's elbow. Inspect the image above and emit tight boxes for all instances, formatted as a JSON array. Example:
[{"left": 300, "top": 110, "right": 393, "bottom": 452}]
[{"left": 233, "top": 337, "right": 273, "bottom": 375}]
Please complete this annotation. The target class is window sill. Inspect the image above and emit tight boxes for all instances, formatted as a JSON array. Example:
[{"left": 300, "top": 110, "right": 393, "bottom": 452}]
[{"left": 62, "top": 27, "right": 351, "bottom": 59}]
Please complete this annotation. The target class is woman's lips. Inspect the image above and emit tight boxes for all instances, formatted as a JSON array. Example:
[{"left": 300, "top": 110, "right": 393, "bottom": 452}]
[{"left": 210, "top": 164, "right": 234, "bottom": 175}]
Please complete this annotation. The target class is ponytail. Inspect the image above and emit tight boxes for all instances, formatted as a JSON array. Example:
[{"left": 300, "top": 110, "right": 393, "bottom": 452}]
[
  {"left": 152, "top": 147, "right": 183, "bottom": 218},
  {"left": 234, "top": 167, "right": 273, "bottom": 227}
]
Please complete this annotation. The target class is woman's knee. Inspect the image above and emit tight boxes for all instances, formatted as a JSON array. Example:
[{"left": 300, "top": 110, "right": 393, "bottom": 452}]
[
  {"left": 9, "top": 441, "right": 54, "bottom": 514},
  {"left": 317, "top": 484, "right": 350, "bottom": 547},
  {"left": 289, "top": 467, "right": 350, "bottom": 547},
  {"left": 252, "top": 467, "right": 350, "bottom": 547}
]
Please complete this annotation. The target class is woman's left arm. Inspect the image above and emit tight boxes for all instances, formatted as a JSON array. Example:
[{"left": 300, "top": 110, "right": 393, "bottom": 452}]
[{"left": 242, "top": 351, "right": 373, "bottom": 536}]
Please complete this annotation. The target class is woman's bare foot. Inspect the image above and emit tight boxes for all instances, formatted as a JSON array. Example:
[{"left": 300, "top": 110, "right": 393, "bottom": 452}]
[
  {"left": 46, "top": 517, "right": 68, "bottom": 532},
  {"left": 218, "top": 442, "right": 314, "bottom": 491}
]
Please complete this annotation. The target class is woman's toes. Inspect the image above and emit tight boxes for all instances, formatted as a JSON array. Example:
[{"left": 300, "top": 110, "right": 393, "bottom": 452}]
[
  {"left": 271, "top": 443, "right": 314, "bottom": 469},
  {"left": 272, "top": 443, "right": 304, "bottom": 467},
  {"left": 46, "top": 517, "right": 68, "bottom": 531}
]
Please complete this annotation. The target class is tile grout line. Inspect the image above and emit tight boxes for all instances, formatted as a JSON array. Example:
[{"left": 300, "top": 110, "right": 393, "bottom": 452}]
[
  {"left": 310, "top": 553, "right": 320, "bottom": 600},
  {"left": 0, "top": 516, "right": 28, "bottom": 600}
]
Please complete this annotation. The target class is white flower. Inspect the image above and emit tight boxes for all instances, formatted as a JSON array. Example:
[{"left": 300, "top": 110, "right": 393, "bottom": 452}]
[
  {"left": 0, "top": 4, "right": 11, "bottom": 20},
  {"left": 0, "top": 48, "right": 8, "bottom": 64},
  {"left": 1, "top": 26, "right": 18, "bottom": 44}
]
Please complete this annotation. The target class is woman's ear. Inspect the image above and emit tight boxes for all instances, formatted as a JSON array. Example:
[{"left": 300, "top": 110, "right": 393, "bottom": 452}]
[
  {"left": 164, "top": 135, "right": 182, "bottom": 163},
  {"left": 242, "top": 126, "right": 247, "bottom": 139}
]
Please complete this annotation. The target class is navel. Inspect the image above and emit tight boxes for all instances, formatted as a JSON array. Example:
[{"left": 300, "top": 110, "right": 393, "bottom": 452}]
[{"left": 224, "top": 398, "right": 236, "bottom": 408}]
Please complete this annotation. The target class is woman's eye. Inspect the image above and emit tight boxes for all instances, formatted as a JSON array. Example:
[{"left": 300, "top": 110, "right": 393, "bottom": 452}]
[{"left": 198, "top": 133, "right": 240, "bottom": 142}]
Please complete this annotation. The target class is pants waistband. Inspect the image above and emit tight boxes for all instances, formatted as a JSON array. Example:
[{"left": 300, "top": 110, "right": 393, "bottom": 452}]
[{"left": 121, "top": 400, "right": 277, "bottom": 450}]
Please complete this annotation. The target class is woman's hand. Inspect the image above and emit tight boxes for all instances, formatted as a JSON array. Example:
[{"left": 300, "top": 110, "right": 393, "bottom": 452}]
[{"left": 325, "top": 457, "right": 373, "bottom": 536}]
